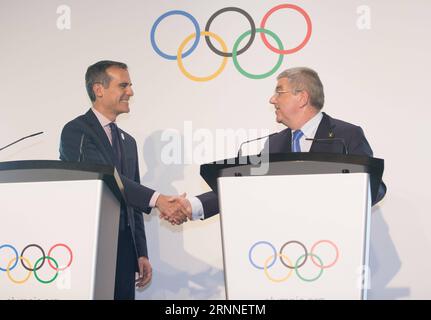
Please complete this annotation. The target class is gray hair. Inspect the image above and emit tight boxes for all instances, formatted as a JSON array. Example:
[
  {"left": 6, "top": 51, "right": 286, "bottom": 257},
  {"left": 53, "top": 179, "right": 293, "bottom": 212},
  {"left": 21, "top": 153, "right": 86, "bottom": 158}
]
[{"left": 277, "top": 67, "right": 325, "bottom": 110}]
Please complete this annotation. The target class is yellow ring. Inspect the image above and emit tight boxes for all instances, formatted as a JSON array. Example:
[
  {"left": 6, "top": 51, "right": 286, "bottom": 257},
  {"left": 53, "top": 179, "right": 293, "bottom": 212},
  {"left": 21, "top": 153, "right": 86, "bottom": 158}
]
[
  {"left": 264, "top": 253, "right": 293, "bottom": 283},
  {"left": 177, "top": 31, "right": 228, "bottom": 82},
  {"left": 6, "top": 256, "right": 32, "bottom": 284}
]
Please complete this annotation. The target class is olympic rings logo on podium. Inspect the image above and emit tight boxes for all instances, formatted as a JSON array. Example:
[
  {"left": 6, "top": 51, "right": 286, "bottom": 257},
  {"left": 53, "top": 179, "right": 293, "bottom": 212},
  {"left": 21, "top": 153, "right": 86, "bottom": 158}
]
[
  {"left": 248, "top": 240, "right": 339, "bottom": 283},
  {"left": 0, "top": 243, "right": 73, "bottom": 285},
  {"left": 150, "top": 4, "right": 312, "bottom": 81}
]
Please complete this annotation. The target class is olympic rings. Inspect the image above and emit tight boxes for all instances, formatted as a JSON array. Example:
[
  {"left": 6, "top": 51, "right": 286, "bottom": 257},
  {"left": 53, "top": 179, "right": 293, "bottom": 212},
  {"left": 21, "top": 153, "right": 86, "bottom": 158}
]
[
  {"left": 232, "top": 28, "right": 284, "bottom": 80},
  {"left": 294, "top": 253, "right": 324, "bottom": 282},
  {"left": 48, "top": 243, "right": 73, "bottom": 271},
  {"left": 6, "top": 256, "right": 32, "bottom": 284},
  {"left": 151, "top": 10, "right": 201, "bottom": 60},
  {"left": 264, "top": 253, "right": 293, "bottom": 283},
  {"left": 0, "top": 243, "right": 73, "bottom": 285},
  {"left": 205, "top": 7, "right": 256, "bottom": 58},
  {"left": 150, "top": 4, "right": 312, "bottom": 81},
  {"left": 310, "top": 239, "right": 339, "bottom": 269},
  {"left": 249, "top": 240, "right": 340, "bottom": 283},
  {"left": 279, "top": 240, "right": 308, "bottom": 269},
  {"left": 177, "top": 31, "right": 228, "bottom": 82},
  {"left": 21, "top": 244, "right": 45, "bottom": 271},
  {"left": 249, "top": 241, "right": 277, "bottom": 270},
  {"left": 34, "top": 256, "right": 59, "bottom": 284},
  {"left": 260, "top": 4, "right": 312, "bottom": 55},
  {"left": 0, "top": 244, "right": 18, "bottom": 271}
]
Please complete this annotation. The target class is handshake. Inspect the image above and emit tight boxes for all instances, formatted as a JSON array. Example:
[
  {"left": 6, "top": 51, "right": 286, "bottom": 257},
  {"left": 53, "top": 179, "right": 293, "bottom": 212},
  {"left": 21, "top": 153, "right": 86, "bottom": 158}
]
[{"left": 155, "top": 193, "right": 193, "bottom": 225}]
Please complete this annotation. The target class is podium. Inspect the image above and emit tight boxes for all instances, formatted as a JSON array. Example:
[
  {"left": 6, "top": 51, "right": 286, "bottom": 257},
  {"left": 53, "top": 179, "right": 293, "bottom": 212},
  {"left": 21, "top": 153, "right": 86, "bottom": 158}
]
[
  {"left": 201, "top": 153, "right": 384, "bottom": 300},
  {"left": 0, "top": 160, "right": 122, "bottom": 300}
]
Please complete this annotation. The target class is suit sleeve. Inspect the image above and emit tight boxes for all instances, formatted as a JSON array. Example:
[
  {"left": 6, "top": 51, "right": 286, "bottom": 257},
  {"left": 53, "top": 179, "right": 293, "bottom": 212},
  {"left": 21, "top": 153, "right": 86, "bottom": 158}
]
[
  {"left": 347, "top": 126, "right": 373, "bottom": 157},
  {"left": 132, "top": 145, "right": 148, "bottom": 258},
  {"left": 348, "top": 126, "right": 387, "bottom": 205},
  {"left": 196, "top": 191, "right": 219, "bottom": 219},
  {"left": 119, "top": 175, "right": 155, "bottom": 214},
  {"left": 59, "top": 121, "right": 82, "bottom": 162}
]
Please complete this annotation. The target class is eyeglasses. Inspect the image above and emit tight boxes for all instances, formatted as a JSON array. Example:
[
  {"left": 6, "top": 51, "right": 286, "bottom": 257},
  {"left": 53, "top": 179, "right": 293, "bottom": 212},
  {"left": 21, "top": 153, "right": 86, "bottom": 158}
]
[{"left": 273, "top": 89, "right": 302, "bottom": 98}]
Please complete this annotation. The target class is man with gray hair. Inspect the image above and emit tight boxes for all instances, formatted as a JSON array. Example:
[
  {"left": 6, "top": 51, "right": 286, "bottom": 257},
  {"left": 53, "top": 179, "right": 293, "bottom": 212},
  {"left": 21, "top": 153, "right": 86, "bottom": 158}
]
[{"left": 165, "top": 67, "right": 386, "bottom": 223}]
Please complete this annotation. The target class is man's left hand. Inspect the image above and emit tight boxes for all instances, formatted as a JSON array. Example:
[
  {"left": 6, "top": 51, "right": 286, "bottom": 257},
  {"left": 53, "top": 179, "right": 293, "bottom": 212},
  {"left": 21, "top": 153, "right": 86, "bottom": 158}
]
[{"left": 136, "top": 256, "right": 152, "bottom": 288}]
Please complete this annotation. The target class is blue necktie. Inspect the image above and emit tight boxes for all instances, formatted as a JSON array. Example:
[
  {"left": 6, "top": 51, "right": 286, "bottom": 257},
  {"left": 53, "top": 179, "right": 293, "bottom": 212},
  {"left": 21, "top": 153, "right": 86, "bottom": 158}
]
[
  {"left": 109, "top": 122, "right": 123, "bottom": 173},
  {"left": 292, "top": 130, "right": 304, "bottom": 152}
]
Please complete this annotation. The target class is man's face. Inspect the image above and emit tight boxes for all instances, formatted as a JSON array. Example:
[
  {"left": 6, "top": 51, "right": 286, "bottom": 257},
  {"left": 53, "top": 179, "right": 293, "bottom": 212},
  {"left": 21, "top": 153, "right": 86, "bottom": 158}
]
[
  {"left": 98, "top": 66, "right": 134, "bottom": 117},
  {"left": 269, "top": 78, "right": 303, "bottom": 128}
]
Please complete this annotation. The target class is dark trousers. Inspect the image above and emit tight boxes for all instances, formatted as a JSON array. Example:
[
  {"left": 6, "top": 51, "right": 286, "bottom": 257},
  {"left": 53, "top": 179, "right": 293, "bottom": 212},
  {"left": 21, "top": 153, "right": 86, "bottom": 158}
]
[{"left": 114, "top": 226, "right": 137, "bottom": 300}]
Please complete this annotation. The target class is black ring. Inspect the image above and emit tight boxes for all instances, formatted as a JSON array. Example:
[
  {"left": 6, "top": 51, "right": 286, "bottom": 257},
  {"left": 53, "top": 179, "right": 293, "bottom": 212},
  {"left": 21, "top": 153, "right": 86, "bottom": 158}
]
[
  {"left": 279, "top": 240, "right": 308, "bottom": 269},
  {"left": 20, "top": 244, "right": 46, "bottom": 271},
  {"left": 204, "top": 7, "right": 256, "bottom": 57}
]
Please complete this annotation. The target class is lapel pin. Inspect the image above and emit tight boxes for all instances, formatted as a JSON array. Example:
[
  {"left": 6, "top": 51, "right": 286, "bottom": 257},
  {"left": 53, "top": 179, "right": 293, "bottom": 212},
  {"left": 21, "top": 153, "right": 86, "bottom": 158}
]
[
  {"left": 121, "top": 133, "right": 125, "bottom": 140},
  {"left": 328, "top": 132, "right": 334, "bottom": 138}
]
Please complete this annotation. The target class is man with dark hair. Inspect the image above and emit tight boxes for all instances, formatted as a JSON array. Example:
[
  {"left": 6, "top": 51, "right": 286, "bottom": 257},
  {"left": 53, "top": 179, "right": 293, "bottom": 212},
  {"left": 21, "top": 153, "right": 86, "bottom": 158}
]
[
  {"left": 59, "top": 60, "right": 188, "bottom": 299},
  {"left": 165, "top": 67, "right": 386, "bottom": 223}
]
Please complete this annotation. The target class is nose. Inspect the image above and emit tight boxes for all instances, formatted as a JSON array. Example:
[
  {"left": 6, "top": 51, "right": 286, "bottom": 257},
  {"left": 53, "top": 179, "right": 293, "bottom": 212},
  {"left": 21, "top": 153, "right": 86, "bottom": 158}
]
[
  {"left": 127, "top": 86, "right": 134, "bottom": 97},
  {"left": 269, "top": 93, "right": 277, "bottom": 105}
]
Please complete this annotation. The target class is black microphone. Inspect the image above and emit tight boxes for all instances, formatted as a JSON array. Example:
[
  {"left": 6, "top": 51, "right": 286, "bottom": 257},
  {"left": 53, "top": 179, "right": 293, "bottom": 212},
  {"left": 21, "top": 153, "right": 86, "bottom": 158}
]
[
  {"left": 0, "top": 131, "right": 43, "bottom": 152},
  {"left": 305, "top": 137, "right": 348, "bottom": 155},
  {"left": 78, "top": 133, "right": 86, "bottom": 162},
  {"left": 238, "top": 132, "right": 277, "bottom": 158}
]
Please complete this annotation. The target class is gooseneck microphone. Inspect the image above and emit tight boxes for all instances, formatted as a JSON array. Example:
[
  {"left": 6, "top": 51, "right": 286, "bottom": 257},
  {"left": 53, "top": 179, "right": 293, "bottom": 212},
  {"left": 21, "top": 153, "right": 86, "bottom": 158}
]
[
  {"left": 305, "top": 137, "right": 348, "bottom": 155},
  {"left": 78, "top": 133, "right": 86, "bottom": 162},
  {"left": 238, "top": 133, "right": 277, "bottom": 158},
  {"left": 0, "top": 132, "right": 44, "bottom": 152}
]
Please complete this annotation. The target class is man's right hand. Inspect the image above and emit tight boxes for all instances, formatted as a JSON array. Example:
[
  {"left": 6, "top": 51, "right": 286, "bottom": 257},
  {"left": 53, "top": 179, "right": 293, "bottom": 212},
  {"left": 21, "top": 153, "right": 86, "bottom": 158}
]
[{"left": 156, "top": 193, "right": 192, "bottom": 225}]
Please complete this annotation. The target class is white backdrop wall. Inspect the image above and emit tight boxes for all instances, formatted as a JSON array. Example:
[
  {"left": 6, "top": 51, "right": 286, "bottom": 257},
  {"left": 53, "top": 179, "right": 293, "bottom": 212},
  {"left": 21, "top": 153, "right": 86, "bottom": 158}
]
[{"left": 0, "top": 0, "right": 430, "bottom": 299}]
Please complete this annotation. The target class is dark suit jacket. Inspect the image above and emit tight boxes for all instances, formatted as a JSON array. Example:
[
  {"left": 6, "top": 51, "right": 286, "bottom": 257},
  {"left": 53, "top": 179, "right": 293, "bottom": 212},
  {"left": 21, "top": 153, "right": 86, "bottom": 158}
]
[
  {"left": 59, "top": 109, "right": 155, "bottom": 258},
  {"left": 197, "top": 112, "right": 387, "bottom": 218}
]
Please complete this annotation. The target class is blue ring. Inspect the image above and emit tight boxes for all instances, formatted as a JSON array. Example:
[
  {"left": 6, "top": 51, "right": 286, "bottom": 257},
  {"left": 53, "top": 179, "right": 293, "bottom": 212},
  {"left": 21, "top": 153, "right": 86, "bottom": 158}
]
[
  {"left": 0, "top": 244, "right": 19, "bottom": 272},
  {"left": 248, "top": 241, "right": 277, "bottom": 270},
  {"left": 150, "top": 10, "right": 200, "bottom": 60}
]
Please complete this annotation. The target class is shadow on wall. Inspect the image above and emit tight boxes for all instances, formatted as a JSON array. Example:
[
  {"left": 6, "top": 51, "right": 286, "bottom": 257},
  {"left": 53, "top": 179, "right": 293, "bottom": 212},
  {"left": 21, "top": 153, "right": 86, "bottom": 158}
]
[
  {"left": 368, "top": 206, "right": 410, "bottom": 299},
  {"left": 136, "top": 130, "right": 225, "bottom": 300}
]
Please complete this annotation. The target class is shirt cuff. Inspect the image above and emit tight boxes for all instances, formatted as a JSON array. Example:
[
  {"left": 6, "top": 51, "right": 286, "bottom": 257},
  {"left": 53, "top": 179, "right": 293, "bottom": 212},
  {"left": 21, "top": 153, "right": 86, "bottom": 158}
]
[
  {"left": 149, "top": 191, "right": 160, "bottom": 208},
  {"left": 189, "top": 196, "right": 204, "bottom": 220}
]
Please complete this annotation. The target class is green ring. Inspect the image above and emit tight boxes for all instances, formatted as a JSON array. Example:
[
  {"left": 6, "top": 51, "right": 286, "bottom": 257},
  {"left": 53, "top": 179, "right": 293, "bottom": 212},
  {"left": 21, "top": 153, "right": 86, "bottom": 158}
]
[
  {"left": 294, "top": 253, "right": 324, "bottom": 282},
  {"left": 33, "top": 256, "right": 59, "bottom": 284},
  {"left": 232, "top": 28, "right": 284, "bottom": 79}
]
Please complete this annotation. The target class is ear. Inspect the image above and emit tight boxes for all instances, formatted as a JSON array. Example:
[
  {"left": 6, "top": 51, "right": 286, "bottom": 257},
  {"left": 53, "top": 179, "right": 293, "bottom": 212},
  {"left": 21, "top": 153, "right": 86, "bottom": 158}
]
[
  {"left": 93, "top": 83, "right": 104, "bottom": 99},
  {"left": 298, "top": 90, "right": 310, "bottom": 108}
]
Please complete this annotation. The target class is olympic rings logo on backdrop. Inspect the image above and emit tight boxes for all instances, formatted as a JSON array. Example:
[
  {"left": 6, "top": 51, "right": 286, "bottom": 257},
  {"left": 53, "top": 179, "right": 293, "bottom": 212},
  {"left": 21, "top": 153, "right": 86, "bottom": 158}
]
[
  {"left": 150, "top": 4, "right": 312, "bottom": 81},
  {"left": 248, "top": 240, "right": 339, "bottom": 283},
  {"left": 0, "top": 243, "right": 73, "bottom": 285}
]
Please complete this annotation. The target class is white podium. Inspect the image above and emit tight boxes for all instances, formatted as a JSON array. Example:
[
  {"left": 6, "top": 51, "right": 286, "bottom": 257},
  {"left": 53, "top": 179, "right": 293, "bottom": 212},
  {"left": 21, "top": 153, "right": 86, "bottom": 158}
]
[
  {"left": 0, "top": 161, "right": 122, "bottom": 300},
  {"left": 201, "top": 153, "right": 384, "bottom": 300}
]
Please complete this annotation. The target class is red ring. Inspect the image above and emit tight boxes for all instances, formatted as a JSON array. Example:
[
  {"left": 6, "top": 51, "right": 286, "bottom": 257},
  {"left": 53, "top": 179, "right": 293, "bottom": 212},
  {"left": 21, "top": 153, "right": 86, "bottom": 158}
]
[
  {"left": 260, "top": 4, "right": 312, "bottom": 55},
  {"left": 310, "top": 240, "right": 339, "bottom": 269},
  {"left": 47, "top": 243, "right": 73, "bottom": 271}
]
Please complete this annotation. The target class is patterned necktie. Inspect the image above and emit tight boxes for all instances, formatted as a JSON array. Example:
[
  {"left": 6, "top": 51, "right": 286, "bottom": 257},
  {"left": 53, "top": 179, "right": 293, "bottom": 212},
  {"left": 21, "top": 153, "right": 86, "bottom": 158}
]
[
  {"left": 109, "top": 122, "right": 123, "bottom": 173},
  {"left": 292, "top": 130, "right": 304, "bottom": 152}
]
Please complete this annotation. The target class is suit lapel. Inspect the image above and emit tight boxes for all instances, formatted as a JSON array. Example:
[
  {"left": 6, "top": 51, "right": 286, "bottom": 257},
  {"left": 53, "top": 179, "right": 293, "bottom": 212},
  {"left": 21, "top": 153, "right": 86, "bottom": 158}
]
[
  {"left": 269, "top": 128, "right": 292, "bottom": 154},
  {"left": 116, "top": 128, "right": 129, "bottom": 176},
  {"left": 309, "top": 112, "right": 336, "bottom": 153},
  {"left": 82, "top": 109, "right": 116, "bottom": 166},
  {"left": 284, "top": 129, "right": 292, "bottom": 153}
]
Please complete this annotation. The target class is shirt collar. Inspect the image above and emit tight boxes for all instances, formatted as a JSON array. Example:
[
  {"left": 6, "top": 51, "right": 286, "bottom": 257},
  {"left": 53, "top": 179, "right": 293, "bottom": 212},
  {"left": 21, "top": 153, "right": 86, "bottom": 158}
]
[
  {"left": 298, "top": 111, "right": 323, "bottom": 139},
  {"left": 91, "top": 107, "right": 114, "bottom": 128}
]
